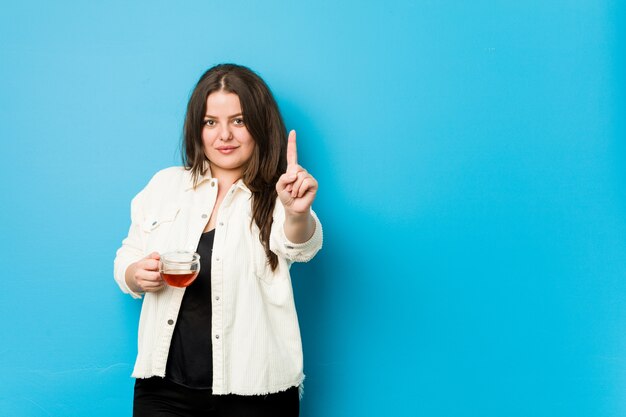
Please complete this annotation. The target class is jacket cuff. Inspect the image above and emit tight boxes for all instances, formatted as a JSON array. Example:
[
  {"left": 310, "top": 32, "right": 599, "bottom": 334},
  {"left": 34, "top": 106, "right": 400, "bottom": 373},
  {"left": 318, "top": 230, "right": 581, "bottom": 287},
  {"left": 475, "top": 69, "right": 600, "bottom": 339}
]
[
  {"left": 279, "top": 210, "right": 323, "bottom": 262},
  {"left": 116, "top": 260, "right": 144, "bottom": 299}
]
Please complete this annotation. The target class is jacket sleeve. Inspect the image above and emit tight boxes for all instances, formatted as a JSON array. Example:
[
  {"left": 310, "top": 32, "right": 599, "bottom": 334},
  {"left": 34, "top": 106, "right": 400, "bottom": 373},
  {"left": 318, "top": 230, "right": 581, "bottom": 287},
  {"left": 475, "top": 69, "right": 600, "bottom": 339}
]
[
  {"left": 113, "top": 187, "right": 148, "bottom": 299},
  {"left": 269, "top": 201, "right": 323, "bottom": 263}
]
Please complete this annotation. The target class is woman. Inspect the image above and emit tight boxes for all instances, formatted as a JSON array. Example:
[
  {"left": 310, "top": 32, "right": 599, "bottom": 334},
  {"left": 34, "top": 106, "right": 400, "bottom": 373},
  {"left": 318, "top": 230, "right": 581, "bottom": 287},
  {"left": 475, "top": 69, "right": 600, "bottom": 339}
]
[{"left": 114, "top": 64, "right": 323, "bottom": 417}]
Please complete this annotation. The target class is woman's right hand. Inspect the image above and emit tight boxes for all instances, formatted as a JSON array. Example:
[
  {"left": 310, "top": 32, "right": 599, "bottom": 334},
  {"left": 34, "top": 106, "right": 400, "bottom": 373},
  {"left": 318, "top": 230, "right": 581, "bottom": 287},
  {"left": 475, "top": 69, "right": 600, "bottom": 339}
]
[{"left": 125, "top": 252, "right": 164, "bottom": 294}]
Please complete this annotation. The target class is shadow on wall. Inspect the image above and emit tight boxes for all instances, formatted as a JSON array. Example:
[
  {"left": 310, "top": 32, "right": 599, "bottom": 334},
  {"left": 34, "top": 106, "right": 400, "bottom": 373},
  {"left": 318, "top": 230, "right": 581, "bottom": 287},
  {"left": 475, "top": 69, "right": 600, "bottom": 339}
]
[{"left": 279, "top": 96, "right": 410, "bottom": 414}]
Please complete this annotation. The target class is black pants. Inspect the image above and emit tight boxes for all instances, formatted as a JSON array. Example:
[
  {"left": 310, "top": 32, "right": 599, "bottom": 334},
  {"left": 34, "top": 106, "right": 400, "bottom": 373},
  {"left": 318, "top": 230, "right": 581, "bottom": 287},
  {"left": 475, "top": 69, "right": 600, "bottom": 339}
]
[{"left": 133, "top": 377, "right": 299, "bottom": 417}]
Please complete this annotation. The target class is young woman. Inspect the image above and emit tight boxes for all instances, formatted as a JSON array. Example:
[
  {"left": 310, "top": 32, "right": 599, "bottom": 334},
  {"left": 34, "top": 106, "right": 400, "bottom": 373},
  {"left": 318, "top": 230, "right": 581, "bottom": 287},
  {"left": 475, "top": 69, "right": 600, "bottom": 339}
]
[{"left": 114, "top": 64, "right": 323, "bottom": 417}]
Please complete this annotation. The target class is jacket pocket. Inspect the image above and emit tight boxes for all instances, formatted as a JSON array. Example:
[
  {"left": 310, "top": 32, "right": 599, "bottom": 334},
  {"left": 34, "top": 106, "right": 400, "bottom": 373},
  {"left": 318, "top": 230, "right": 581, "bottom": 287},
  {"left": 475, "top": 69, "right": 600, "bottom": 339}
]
[{"left": 140, "top": 205, "right": 180, "bottom": 233}]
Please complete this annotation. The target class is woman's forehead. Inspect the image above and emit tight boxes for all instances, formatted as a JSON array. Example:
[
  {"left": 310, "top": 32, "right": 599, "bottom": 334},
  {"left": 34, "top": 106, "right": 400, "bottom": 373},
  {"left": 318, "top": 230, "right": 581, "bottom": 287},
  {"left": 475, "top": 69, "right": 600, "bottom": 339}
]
[{"left": 205, "top": 91, "right": 242, "bottom": 115}]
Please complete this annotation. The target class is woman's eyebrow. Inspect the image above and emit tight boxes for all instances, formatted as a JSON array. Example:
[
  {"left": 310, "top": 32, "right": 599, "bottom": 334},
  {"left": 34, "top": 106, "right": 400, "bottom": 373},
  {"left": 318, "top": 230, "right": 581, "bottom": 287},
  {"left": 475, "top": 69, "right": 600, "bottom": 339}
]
[{"left": 204, "top": 113, "right": 243, "bottom": 119}]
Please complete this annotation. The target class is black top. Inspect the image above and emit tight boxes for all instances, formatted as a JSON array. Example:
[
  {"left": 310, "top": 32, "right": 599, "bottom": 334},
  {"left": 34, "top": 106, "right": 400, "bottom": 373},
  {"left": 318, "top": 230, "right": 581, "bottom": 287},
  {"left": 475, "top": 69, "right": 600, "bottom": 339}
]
[{"left": 165, "top": 229, "right": 215, "bottom": 390}]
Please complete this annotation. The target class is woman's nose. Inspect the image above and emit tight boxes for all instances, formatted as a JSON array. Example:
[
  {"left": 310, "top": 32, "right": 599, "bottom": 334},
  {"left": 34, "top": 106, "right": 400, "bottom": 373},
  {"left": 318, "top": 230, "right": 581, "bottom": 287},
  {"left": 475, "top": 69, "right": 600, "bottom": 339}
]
[{"left": 219, "top": 124, "right": 233, "bottom": 141}]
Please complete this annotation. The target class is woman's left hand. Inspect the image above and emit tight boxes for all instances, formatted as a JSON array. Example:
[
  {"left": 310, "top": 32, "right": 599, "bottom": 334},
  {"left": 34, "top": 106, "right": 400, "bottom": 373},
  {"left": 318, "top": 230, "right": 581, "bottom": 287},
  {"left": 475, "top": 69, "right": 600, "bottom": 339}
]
[{"left": 276, "top": 130, "right": 318, "bottom": 215}]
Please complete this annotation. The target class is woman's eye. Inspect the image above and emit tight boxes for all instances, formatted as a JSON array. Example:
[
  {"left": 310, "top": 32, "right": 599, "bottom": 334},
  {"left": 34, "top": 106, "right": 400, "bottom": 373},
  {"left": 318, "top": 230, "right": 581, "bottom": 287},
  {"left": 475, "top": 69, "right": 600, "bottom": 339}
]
[
  {"left": 233, "top": 118, "right": 244, "bottom": 126},
  {"left": 204, "top": 119, "right": 215, "bottom": 126}
]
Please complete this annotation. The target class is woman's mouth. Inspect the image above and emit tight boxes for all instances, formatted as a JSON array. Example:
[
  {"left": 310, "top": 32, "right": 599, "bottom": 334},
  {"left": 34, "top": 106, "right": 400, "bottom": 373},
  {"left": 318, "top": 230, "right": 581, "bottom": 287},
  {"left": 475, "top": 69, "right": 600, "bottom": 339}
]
[{"left": 217, "top": 146, "right": 237, "bottom": 154}]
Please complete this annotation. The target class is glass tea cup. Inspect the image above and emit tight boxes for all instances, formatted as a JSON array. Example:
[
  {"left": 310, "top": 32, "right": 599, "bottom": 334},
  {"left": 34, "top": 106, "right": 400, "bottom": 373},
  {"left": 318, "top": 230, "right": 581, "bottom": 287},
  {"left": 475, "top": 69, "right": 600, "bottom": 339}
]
[{"left": 159, "top": 251, "right": 201, "bottom": 288}]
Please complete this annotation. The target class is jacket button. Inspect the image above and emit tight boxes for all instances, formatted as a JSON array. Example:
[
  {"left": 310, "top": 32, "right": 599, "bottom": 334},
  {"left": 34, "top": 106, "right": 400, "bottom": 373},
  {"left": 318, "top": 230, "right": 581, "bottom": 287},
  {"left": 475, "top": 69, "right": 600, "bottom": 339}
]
[
  {"left": 167, "top": 319, "right": 174, "bottom": 325},
  {"left": 201, "top": 214, "right": 208, "bottom": 219},
  {"left": 215, "top": 334, "right": 220, "bottom": 339},
  {"left": 215, "top": 296, "right": 220, "bottom": 301}
]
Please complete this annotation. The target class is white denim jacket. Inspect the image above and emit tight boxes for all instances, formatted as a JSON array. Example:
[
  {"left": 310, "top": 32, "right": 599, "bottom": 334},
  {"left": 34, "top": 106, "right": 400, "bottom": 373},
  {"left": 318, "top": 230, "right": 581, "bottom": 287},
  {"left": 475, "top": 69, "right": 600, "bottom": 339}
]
[{"left": 114, "top": 166, "right": 323, "bottom": 395}]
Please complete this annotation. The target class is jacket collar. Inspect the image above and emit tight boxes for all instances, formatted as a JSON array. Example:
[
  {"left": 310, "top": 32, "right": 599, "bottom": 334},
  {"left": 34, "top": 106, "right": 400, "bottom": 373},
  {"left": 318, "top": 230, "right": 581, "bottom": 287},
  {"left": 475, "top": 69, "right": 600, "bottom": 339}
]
[{"left": 184, "top": 164, "right": 251, "bottom": 195}]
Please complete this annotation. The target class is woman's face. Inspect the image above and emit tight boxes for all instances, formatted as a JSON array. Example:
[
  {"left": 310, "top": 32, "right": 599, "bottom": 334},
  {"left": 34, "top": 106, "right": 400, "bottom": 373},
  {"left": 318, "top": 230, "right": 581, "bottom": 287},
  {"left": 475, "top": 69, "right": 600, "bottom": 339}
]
[{"left": 202, "top": 90, "right": 255, "bottom": 179}]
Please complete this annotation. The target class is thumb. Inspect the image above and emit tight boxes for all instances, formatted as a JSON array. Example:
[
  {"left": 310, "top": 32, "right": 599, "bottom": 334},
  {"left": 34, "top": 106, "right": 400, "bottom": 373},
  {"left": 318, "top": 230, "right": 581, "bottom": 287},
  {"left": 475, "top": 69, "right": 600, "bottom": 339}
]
[{"left": 276, "top": 172, "right": 297, "bottom": 192}]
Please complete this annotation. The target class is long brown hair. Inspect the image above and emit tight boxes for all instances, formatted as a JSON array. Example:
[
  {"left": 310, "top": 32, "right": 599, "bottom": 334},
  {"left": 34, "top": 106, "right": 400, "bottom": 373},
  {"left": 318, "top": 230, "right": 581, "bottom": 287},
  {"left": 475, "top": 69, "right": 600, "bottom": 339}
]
[{"left": 182, "top": 64, "right": 287, "bottom": 270}]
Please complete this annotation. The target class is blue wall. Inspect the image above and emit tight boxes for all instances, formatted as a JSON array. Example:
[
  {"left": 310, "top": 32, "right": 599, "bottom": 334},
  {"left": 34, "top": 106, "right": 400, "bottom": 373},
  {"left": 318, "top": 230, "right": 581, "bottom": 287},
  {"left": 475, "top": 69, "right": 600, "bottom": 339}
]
[{"left": 1, "top": 1, "right": 625, "bottom": 416}]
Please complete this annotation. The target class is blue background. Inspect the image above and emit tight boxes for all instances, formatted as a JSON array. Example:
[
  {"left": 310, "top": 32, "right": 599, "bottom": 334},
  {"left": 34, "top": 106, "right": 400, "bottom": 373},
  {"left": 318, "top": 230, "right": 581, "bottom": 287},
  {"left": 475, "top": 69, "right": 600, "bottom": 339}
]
[{"left": 1, "top": 1, "right": 625, "bottom": 416}]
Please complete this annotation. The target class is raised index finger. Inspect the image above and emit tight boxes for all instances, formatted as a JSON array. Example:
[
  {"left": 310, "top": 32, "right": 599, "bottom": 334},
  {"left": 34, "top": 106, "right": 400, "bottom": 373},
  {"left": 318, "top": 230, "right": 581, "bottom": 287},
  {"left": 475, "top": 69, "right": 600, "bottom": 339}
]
[{"left": 287, "top": 130, "right": 298, "bottom": 169}]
